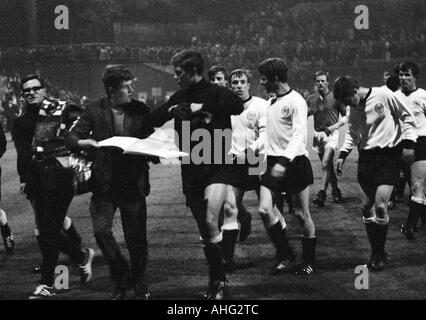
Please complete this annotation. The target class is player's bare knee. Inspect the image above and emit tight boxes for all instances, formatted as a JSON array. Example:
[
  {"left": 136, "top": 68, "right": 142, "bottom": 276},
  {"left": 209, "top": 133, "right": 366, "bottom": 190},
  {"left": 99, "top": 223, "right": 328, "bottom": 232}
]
[
  {"left": 375, "top": 203, "right": 388, "bottom": 219},
  {"left": 295, "top": 209, "right": 310, "bottom": 221},
  {"left": 411, "top": 181, "right": 424, "bottom": 197},
  {"left": 258, "top": 209, "right": 273, "bottom": 225},
  {"left": 205, "top": 214, "right": 217, "bottom": 229},
  {"left": 223, "top": 202, "right": 237, "bottom": 217},
  {"left": 321, "top": 159, "right": 331, "bottom": 171}
]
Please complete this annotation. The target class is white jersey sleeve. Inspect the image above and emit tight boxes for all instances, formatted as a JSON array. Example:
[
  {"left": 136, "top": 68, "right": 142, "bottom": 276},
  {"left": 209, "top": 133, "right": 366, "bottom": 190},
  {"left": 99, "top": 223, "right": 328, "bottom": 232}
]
[
  {"left": 386, "top": 92, "right": 417, "bottom": 144},
  {"left": 282, "top": 98, "right": 308, "bottom": 161}
]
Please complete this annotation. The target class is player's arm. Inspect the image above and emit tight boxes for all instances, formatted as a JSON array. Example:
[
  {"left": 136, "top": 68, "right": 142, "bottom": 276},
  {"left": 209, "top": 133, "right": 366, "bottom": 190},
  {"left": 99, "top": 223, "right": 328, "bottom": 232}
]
[
  {"left": 271, "top": 100, "right": 307, "bottom": 178},
  {"left": 248, "top": 102, "right": 267, "bottom": 154},
  {"left": 387, "top": 94, "right": 417, "bottom": 163},
  {"left": 281, "top": 101, "right": 307, "bottom": 164},
  {"left": 325, "top": 102, "right": 348, "bottom": 134},
  {"left": 65, "top": 107, "right": 98, "bottom": 151},
  {"left": 151, "top": 93, "right": 185, "bottom": 127},
  {"left": 219, "top": 90, "right": 244, "bottom": 117},
  {"left": 336, "top": 109, "right": 360, "bottom": 174},
  {"left": 306, "top": 96, "right": 316, "bottom": 117}
]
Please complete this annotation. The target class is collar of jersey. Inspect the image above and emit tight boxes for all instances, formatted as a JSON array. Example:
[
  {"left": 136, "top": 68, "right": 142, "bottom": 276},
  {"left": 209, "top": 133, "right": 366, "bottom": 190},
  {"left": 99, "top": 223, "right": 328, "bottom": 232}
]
[
  {"left": 242, "top": 96, "right": 252, "bottom": 104},
  {"left": 402, "top": 87, "right": 419, "bottom": 97},
  {"left": 360, "top": 88, "right": 372, "bottom": 106},
  {"left": 276, "top": 89, "right": 292, "bottom": 98}
]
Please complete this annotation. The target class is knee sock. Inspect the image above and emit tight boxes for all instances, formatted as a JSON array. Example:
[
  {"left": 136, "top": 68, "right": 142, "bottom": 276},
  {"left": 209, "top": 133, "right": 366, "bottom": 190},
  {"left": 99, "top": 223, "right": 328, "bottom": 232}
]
[
  {"left": 267, "top": 221, "right": 294, "bottom": 261},
  {"left": 202, "top": 237, "right": 226, "bottom": 283},
  {"left": 301, "top": 236, "right": 316, "bottom": 265},
  {"left": 221, "top": 230, "right": 239, "bottom": 264},
  {"left": 363, "top": 216, "right": 378, "bottom": 256},
  {"left": 407, "top": 198, "right": 426, "bottom": 228},
  {"left": 375, "top": 216, "right": 389, "bottom": 256}
]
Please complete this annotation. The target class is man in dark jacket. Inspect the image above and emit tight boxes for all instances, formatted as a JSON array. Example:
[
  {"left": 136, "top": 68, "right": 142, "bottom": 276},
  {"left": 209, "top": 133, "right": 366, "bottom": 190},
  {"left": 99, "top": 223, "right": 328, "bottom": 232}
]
[
  {"left": 151, "top": 50, "right": 244, "bottom": 300},
  {"left": 13, "top": 80, "right": 86, "bottom": 275},
  {"left": 16, "top": 74, "right": 94, "bottom": 299},
  {"left": 66, "top": 65, "right": 154, "bottom": 300}
]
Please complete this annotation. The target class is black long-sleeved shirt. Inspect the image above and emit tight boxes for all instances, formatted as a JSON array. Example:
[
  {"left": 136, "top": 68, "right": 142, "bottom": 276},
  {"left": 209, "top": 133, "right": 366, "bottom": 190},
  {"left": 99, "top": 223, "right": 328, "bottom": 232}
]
[{"left": 151, "top": 78, "right": 244, "bottom": 165}]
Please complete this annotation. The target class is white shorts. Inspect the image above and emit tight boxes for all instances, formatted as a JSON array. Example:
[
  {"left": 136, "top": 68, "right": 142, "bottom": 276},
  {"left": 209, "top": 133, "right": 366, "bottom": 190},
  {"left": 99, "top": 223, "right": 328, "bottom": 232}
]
[{"left": 312, "top": 130, "right": 339, "bottom": 154}]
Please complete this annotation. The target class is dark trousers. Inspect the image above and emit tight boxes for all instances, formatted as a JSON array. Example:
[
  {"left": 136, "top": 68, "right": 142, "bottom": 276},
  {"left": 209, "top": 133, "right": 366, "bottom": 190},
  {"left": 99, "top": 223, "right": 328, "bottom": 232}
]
[
  {"left": 90, "top": 192, "right": 148, "bottom": 294},
  {"left": 32, "top": 160, "right": 83, "bottom": 287}
]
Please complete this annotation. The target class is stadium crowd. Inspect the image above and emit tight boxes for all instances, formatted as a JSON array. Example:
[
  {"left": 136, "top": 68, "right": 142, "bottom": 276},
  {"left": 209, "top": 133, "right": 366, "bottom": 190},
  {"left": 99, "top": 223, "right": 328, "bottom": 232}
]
[{"left": 1, "top": 1, "right": 424, "bottom": 73}]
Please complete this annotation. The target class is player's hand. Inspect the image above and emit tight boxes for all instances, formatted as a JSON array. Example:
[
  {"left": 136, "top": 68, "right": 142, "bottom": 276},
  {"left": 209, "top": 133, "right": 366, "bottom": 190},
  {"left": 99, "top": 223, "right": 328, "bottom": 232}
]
[
  {"left": 19, "top": 183, "right": 27, "bottom": 195},
  {"left": 324, "top": 127, "right": 332, "bottom": 136},
  {"left": 402, "top": 148, "right": 415, "bottom": 165},
  {"left": 171, "top": 103, "right": 192, "bottom": 120},
  {"left": 271, "top": 163, "right": 286, "bottom": 178},
  {"left": 78, "top": 139, "right": 100, "bottom": 149},
  {"left": 336, "top": 158, "right": 345, "bottom": 176}
]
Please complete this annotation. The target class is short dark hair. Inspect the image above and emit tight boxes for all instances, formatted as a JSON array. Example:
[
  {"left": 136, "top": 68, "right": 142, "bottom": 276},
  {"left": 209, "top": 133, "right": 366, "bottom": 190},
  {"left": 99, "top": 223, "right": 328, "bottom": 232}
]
[
  {"left": 208, "top": 65, "right": 229, "bottom": 82},
  {"left": 399, "top": 61, "right": 419, "bottom": 77},
  {"left": 393, "top": 64, "right": 400, "bottom": 75},
  {"left": 386, "top": 74, "right": 400, "bottom": 92},
  {"left": 229, "top": 69, "right": 252, "bottom": 83},
  {"left": 102, "top": 65, "right": 135, "bottom": 96},
  {"left": 171, "top": 50, "right": 204, "bottom": 76},
  {"left": 333, "top": 76, "right": 359, "bottom": 102},
  {"left": 258, "top": 58, "right": 288, "bottom": 83},
  {"left": 21, "top": 74, "right": 45, "bottom": 90},
  {"left": 314, "top": 70, "right": 329, "bottom": 81}
]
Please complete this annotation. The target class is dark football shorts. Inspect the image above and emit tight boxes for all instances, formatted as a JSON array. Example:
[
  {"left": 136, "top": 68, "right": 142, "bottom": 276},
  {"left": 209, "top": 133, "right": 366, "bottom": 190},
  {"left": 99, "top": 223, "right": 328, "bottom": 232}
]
[
  {"left": 261, "top": 155, "right": 314, "bottom": 195},
  {"left": 415, "top": 136, "right": 426, "bottom": 162},
  {"left": 357, "top": 147, "right": 401, "bottom": 193},
  {"left": 181, "top": 163, "right": 236, "bottom": 207},
  {"left": 224, "top": 157, "right": 260, "bottom": 191}
]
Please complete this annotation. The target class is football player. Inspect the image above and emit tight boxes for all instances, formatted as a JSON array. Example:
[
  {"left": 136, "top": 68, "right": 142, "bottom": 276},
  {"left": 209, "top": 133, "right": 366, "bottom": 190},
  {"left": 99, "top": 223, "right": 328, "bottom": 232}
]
[
  {"left": 335, "top": 76, "right": 417, "bottom": 271},
  {"left": 258, "top": 58, "right": 316, "bottom": 275},
  {"left": 306, "top": 71, "right": 347, "bottom": 207},
  {"left": 396, "top": 62, "right": 426, "bottom": 240}
]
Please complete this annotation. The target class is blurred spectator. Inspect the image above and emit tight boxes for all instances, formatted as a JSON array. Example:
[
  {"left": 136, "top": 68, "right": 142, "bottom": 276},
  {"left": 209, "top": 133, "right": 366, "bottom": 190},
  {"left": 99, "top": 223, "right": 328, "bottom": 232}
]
[{"left": 3, "top": 99, "right": 19, "bottom": 140}]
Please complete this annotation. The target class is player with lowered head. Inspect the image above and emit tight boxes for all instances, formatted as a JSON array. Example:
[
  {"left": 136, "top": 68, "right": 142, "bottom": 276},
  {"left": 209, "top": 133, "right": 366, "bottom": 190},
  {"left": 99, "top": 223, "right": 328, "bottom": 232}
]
[{"left": 335, "top": 75, "right": 417, "bottom": 271}]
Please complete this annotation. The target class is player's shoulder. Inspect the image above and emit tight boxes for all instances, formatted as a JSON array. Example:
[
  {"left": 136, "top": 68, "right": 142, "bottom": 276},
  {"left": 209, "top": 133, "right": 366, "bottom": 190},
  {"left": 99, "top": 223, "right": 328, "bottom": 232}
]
[
  {"left": 288, "top": 89, "right": 308, "bottom": 105},
  {"left": 414, "top": 88, "right": 426, "bottom": 97},
  {"left": 249, "top": 96, "right": 268, "bottom": 114},
  {"left": 211, "top": 83, "right": 236, "bottom": 98},
  {"left": 372, "top": 86, "right": 395, "bottom": 100},
  {"left": 251, "top": 95, "right": 267, "bottom": 103},
  {"left": 251, "top": 96, "right": 268, "bottom": 107},
  {"left": 394, "top": 89, "right": 404, "bottom": 97}
]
